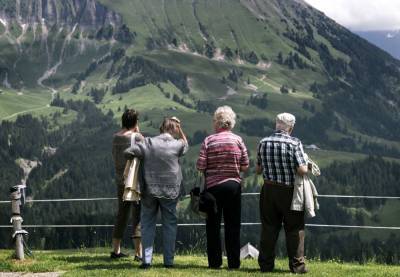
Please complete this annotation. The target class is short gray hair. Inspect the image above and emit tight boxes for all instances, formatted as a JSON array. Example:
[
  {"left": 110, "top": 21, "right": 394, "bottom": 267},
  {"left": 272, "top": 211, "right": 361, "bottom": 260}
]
[
  {"left": 276, "top": 112, "right": 296, "bottom": 132},
  {"left": 213, "top": 106, "right": 236, "bottom": 130}
]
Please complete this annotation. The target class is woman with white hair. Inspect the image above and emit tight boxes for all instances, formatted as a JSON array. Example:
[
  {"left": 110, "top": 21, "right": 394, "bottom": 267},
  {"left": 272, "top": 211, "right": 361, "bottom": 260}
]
[{"left": 196, "top": 106, "right": 249, "bottom": 269}]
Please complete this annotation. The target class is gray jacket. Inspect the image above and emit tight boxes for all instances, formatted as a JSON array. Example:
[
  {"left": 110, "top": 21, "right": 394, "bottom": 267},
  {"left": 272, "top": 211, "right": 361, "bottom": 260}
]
[{"left": 124, "top": 133, "right": 188, "bottom": 199}]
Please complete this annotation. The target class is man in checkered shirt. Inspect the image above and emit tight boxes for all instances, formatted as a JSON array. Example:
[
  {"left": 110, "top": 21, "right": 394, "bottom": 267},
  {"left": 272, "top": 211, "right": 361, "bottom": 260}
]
[{"left": 256, "top": 113, "right": 309, "bottom": 274}]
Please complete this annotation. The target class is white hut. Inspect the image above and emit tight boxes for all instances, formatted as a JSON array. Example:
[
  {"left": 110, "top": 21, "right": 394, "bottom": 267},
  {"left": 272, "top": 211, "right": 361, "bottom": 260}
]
[{"left": 240, "top": 243, "right": 259, "bottom": 259}]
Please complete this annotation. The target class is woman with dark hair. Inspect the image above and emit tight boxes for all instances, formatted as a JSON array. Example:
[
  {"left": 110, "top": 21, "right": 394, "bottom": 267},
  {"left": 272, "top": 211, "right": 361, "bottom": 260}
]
[
  {"left": 197, "top": 106, "right": 249, "bottom": 269},
  {"left": 111, "top": 109, "right": 143, "bottom": 260},
  {"left": 125, "top": 117, "right": 188, "bottom": 269}
]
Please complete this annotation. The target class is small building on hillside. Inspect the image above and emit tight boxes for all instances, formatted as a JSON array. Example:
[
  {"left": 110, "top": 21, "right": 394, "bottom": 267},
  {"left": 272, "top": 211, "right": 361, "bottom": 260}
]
[{"left": 305, "top": 144, "right": 320, "bottom": 151}]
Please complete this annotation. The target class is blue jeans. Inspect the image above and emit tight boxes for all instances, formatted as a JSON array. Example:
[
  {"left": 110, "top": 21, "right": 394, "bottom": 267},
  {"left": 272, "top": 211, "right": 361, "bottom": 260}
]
[{"left": 141, "top": 195, "right": 178, "bottom": 266}]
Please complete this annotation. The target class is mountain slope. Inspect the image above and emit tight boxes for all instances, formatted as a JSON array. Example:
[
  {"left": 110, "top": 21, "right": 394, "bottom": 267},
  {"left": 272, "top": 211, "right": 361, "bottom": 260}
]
[
  {"left": 0, "top": 0, "right": 134, "bottom": 91},
  {"left": 92, "top": 0, "right": 400, "bottom": 143},
  {"left": 1, "top": 0, "right": 400, "bottom": 259},
  {"left": 356, "top": 30, "right": 400, "bottom": 60},
  {"left": 0, "top": 0, "right": 399, "bottom": 152}
]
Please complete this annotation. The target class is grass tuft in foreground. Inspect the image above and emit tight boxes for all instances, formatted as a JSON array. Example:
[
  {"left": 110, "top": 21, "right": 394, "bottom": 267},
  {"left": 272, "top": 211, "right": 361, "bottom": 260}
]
[{"left": 0, "top": 249, "right": 399, "bottom": 276}]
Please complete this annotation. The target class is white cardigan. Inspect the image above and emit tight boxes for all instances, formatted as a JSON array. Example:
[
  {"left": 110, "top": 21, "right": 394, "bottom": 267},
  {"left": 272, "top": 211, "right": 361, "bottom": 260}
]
[
  {"left": 291, "top": 157, "right": 320, "bottom": 218},
  {"left": 122, "top": 133, "right": 142, "bottom": 202}
]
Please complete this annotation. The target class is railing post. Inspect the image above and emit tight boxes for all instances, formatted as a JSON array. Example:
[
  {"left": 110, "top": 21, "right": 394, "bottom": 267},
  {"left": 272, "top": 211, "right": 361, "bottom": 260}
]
[{"left": 10, "top": 185, "right": 28, "bottom": 260}]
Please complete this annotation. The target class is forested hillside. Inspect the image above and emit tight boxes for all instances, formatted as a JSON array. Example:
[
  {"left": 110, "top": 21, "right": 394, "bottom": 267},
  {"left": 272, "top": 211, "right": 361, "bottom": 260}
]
[
  {"left": 0, "top": 0, "right": 399, "bottom": 263},
  {"left": 0, "top": 101, "right": 399, "bottom": 263}
]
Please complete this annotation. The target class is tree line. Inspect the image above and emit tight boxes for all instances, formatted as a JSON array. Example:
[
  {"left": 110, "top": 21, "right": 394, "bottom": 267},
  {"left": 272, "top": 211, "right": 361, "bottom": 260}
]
[{"left": 0, "top": 101, "right": 399, "bottom": 264}]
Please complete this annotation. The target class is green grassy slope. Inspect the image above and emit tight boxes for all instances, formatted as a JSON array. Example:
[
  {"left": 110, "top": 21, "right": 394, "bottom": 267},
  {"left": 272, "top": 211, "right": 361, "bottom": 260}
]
[
  {"left": 0, "top": 1, "right": 400, "bottom": 179},
  {"left": 0, "top": 89, "right": 51, "bottom": 120},
  {"left": 0, "top": 249, "right": 399, "bottom": 276},
  {"left": 75, "top": 0, "right": 399, "bottom": 155},
  {"left": 0, "top": 0, "right": 399, "bottom": 262},
  {"left": 1, "top": 0, "right": 399, "bottom": 155}
]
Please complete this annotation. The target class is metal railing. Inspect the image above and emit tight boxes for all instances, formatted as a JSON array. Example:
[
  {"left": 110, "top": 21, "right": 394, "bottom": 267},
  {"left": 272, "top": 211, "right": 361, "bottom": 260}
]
[{"left": 1, "top": 193, "right": 399, "bottom": 231}]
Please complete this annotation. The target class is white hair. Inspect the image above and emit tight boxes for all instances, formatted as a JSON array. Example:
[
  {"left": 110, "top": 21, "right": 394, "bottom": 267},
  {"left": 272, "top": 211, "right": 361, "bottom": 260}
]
[
  {"left": 276, "top": 112, "right": 296, "bottom": 132},
  {"left": 213, "top": 106, "right": 236, "bottom": 130}
]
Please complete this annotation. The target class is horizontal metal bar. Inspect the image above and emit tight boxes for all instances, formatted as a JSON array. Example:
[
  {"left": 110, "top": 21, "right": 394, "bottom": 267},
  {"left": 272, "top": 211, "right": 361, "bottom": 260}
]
[
  {"left": 1, "top": 194, "right": 399, "bottom": 205},
  {"left": 0, "top": 223, "right": 399, "bottom": 230}
]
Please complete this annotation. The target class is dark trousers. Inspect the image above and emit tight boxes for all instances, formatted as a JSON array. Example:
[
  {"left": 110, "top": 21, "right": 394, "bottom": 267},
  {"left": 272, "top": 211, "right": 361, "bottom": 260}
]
[
  {"left": 258, "top": 183, "right": 306, "bottom": 273},
  {"left": 112, "top": 184, "right": 141, "bottom": 239},
  {"left": 206, "top": 180, "right": 241, "bottom": 269}
]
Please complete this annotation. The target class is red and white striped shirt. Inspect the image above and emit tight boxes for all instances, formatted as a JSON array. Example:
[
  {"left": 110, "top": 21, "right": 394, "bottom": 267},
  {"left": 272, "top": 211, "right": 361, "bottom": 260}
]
[{"left": 196, "top": 130, "right": 249, "bottom": 188}]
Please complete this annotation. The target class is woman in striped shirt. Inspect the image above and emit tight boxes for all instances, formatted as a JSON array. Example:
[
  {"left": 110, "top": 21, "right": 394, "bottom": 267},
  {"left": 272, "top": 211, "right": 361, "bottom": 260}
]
[{"left": 196, "top": 105, "right": 249, "bottom": 269}]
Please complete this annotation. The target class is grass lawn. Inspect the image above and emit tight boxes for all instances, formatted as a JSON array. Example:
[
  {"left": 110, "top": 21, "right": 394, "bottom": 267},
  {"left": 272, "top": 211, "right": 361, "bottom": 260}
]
[
  {"left": 0, "top": 249, "right": 399, "bottom": 276},
  {"left": 0, "top": 89, "right": 52, "bottom": 120}
]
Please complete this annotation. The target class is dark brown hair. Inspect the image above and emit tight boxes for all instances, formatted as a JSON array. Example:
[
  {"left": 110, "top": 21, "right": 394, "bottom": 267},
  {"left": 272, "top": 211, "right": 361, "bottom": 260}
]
[{"left": 121, "top": 109, "right": 139, "bottom": 129}]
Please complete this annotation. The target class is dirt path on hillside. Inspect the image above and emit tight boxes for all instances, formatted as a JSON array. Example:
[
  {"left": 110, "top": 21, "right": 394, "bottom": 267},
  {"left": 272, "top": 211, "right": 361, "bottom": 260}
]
[
  {"left": 259, "top": 74, "right": 281, "bottom": 92},
  {"left": 1, "top": 106, "right": 49, "bottom": 121}
]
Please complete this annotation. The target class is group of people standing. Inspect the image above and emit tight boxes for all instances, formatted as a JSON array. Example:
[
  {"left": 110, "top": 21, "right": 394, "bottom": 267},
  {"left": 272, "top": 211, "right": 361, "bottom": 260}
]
[{"left": 111, "top": 106, "right": 309, "bottom": 274}]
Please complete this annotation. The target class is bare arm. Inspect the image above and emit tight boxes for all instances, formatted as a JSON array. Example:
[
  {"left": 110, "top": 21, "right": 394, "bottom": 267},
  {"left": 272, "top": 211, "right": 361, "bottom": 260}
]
[
  {"left": 255, "top": 143, "right": 263, "bottom": 175},
  {"left": 176, "top": 124, "right": 189, "bottom": 156},
  {"left": 297, "top": 165, "right": 308, "bottom": 176},
  {"left": 256, "top": 164, "right": 263, "bottom": 175},
  {"left": 240, "top": 165, "right": 249, "bottom": 172},
  {"left": 177, "top": 124, "right": 188, "bottom": 145}
]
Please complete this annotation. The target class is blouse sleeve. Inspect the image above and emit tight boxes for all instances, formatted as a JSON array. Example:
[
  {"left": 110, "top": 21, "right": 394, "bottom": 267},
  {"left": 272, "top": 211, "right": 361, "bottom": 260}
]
[
  {"left": 178, "top": 139, "right": 189, "bottom": 156},
  {"left": 239, "top": 138, "right": 249, "bottom": 167},
  {"left": 196, "top": 140, "right": 208, "bottom": 171},
  {"left": 124, "top": 142, "right": 144, "bottom": 159},
  {"left": 131, "top": 133, "right": 144, "bottom": 146}
]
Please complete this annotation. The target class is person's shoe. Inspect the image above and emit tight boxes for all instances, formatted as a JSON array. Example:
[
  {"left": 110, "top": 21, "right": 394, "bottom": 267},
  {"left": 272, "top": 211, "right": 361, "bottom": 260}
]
[
  {"left": 139, "top": 263, "right": 151, "bottom": 269},
  {"left": 260, "top": 267, "right": 274, "bottom": 272},
  {"left": 291, "top": 266, "right": 308, "bottom": 274},
  {"left": 164, "top": 264, "right": 174, "bottom": 268},
  {"left": 110, "top": 252, "right": 128, "bottom": 259},
  {"left": 134, "top": 255, "right": 142, "bottom": 262}
]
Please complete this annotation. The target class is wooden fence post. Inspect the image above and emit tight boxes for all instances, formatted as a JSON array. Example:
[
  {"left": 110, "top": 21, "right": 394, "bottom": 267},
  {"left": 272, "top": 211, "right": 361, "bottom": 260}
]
[{"left": 10, "top": 185, "right": 28, "bottom": 260}]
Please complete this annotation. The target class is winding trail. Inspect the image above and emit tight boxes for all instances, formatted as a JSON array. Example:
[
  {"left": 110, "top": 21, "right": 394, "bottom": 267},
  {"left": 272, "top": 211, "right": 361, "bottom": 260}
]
[
  {"left": 1, "top": 106, "right": 49, "bottom": 121},
  {"left": 37, "top": 24, "right": 78, "bottom": 100}
]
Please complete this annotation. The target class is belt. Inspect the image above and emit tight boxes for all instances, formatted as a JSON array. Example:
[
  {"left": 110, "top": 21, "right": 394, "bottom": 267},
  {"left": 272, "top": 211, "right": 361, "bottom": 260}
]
[{"left": 264, "top": 180, "right": 293, "bottom": 188}]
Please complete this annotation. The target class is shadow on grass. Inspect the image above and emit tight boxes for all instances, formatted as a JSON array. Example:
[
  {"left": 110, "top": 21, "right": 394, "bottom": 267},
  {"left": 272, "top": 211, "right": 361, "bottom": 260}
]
[
  {"left": 238, "top": 268, "right": 291, "bottom": 274},
  {"left": 79, "top": 263, "right": 209, "bottom": 271},
  {"left": 54, "top": 255, "right": 114, "bottom": 263},
  {"left": 78, "top": 264, "right": 292, "bottom": 273},
  {"left": 53, "top": 254, "right": 292, "bottom": 274},
  {"left": 79, "top": 263, "right": 139, "bottom": 271}
]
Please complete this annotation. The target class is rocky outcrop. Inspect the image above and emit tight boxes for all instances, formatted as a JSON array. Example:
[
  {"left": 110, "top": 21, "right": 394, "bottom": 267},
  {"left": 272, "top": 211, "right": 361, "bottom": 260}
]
[
  {"left": 0, "top": 0, "right": 122, "bottom": 30},
  {"left": 0, "top": 0, "right": 135, "bottom": 90}
]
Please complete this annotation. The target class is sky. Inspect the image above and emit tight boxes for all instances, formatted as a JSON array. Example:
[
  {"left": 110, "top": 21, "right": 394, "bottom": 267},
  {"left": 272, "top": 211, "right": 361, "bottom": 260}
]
[{"left": 304, "top": 0, "right": 400, "bottom": 31}]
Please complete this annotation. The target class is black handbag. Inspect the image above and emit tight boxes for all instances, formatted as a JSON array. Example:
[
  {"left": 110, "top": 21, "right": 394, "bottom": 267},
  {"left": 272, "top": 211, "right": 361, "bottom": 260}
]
[
  {"left": 190, "top": 173, "right": 217, "bottom": 218},
  {"left": 190, "top": 173, "right": 207, "bottom": 218}
]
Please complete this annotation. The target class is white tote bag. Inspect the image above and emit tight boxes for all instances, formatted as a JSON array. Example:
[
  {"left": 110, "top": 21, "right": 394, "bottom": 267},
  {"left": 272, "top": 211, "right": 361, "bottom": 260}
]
[
  {"left": 123, "top": 157, "right": 141, "bottom": 201},
  {"left": 122, "top": 132, "right": 141, "bottom": 201}
]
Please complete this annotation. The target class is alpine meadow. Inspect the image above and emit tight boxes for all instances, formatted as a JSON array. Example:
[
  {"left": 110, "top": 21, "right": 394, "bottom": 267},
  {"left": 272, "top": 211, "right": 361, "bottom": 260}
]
[{"left": 0, "top": 0, "right": 400, "bottom": 267}]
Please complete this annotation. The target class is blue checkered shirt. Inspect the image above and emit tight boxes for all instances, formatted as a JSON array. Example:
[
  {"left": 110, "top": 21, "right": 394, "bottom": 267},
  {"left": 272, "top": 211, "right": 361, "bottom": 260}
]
[{"left": 257, "top": 130, "right": 307, "bottom": 186}]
